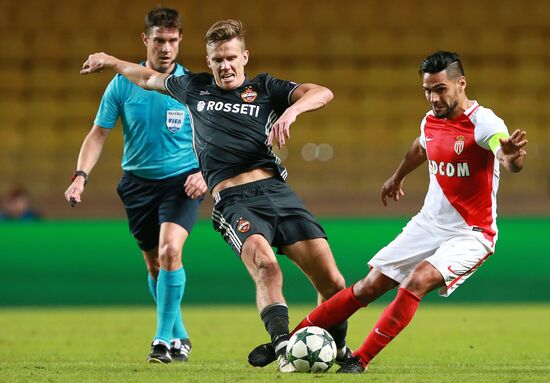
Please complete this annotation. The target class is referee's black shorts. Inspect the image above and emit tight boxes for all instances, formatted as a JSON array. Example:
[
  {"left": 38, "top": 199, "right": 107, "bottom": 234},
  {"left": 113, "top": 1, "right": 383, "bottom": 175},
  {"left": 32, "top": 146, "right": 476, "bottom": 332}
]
[
  {"left": 211, "top": 177, "right": 327, "bottom": 256},
  {"left": 117, "top": 169, "right": 202, "bottom": 251}
]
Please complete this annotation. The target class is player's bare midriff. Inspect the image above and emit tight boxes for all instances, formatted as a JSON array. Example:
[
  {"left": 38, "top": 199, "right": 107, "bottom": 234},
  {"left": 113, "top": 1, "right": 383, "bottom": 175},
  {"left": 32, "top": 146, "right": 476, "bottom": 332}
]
[{"left": 212, "top": 168, "right": 275, "bottom": 195}]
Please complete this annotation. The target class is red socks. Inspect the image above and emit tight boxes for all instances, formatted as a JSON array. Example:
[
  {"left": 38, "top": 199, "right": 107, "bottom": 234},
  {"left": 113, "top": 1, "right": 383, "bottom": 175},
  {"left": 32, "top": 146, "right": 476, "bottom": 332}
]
[
  {"left": 290, "top": 285, "right": 422, "bottom": 368},
  {"left": 354, "top": 288, "right": 421, "bottom": 367},
  {"left": 292, "top": 285, "right": 366, "bottom": 335}
]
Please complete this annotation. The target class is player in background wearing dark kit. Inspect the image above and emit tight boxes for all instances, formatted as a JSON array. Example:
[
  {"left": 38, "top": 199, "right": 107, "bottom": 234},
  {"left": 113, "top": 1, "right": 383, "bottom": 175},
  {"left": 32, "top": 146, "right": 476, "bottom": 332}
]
[
  {"left": 65, "top": 7, "right": 207, "bottom": 364},
  {"left": 80, "top": 19, "right": 351, "bottom": 372},
  {"left": 282, "top": 51, "right": 528, "bottom": 373}
]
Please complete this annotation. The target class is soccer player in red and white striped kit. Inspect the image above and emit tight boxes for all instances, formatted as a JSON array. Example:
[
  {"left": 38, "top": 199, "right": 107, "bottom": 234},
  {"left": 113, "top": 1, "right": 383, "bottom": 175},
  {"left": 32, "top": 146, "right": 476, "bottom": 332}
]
[{"left": 289, "top": 51, "right": 528, "bottom": 373}]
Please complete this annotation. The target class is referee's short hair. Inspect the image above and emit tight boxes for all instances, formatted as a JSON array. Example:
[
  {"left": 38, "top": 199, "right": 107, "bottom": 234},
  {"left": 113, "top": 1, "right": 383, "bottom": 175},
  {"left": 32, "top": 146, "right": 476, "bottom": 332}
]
[
  {"left": 144, "top": 6, "right": 183, "bottom": 35},
  {"left": 419, "top": 51, "right": 464, "bottom": 79},
  {"left": 205, "top": 19, "right": 246, "bottom": 48}
]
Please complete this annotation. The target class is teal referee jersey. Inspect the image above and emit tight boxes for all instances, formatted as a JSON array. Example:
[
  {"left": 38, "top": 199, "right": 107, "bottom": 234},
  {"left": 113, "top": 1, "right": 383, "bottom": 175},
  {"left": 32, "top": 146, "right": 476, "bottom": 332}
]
[{"left": 95, "top": 63, "right": 198, "bottom": 179}]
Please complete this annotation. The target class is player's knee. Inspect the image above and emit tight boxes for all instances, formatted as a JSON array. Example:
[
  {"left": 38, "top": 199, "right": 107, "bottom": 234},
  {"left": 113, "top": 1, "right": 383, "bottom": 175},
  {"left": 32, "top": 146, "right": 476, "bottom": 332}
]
[
  {"left": 242, "top": 235, "right": 281, "bottom": 280},
  {"left": 248, "top": 251, "right": 281, "bottom": 286},
  {"left": 353, "top": 275, "right": 388, "bottom": 303},
  {"left": 400, "top": 278, "right": 430, "bottom": 298},
  {"left": 158, "top": 241, "right": 182, "bottom": 263},
  {"left": 401, "top": 262, "right": 443, "bottom": 297},
  {"left": 255, "top": 252, "right": 280, "bottom": 275}
]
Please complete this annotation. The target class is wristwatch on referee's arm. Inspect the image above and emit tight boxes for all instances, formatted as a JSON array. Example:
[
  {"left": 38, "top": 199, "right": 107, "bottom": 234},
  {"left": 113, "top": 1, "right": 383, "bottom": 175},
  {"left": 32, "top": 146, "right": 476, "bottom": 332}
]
[{"left": 71, "top": 170, "right": 88, "bottom": 185}]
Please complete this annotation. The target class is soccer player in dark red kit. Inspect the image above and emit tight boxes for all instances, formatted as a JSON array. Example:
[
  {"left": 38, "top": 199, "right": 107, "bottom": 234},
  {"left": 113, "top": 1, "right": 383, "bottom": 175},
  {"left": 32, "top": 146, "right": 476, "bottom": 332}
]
[{"left": 285, "top": 51, "right": 528, "bottom": 373}]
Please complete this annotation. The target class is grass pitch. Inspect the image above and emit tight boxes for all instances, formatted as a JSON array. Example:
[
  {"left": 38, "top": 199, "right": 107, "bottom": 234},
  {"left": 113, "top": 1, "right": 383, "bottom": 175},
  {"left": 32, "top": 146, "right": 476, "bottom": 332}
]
[{"left": 1, "top": 304, "right": 549, "bottom": 382}]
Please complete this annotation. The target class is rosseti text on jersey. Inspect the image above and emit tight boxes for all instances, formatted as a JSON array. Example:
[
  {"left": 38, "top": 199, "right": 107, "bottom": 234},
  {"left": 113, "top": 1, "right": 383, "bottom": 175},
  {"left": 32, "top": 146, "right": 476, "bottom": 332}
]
[{"left": 198, "top": 100, "right": 260, "bottom": 118}]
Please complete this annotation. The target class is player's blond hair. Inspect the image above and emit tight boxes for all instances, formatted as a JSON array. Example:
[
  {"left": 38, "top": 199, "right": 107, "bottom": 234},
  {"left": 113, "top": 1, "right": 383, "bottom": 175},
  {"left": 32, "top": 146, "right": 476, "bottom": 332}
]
[{"left": 204, "top": 19, "right": 246, "bottom": 48}]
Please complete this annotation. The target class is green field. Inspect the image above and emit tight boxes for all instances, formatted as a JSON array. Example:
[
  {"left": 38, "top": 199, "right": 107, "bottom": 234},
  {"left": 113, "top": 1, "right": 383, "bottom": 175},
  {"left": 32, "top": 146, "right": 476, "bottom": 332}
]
[
  {"left": 1, "top": 304, "right": 549, "bottom": 382},
  {"left": 2, "top": 219, "right": 549, "bottom": 381}
]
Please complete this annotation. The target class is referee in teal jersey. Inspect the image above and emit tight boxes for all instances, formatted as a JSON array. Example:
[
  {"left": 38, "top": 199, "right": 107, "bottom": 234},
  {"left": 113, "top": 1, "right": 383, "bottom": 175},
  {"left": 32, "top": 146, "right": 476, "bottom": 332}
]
[{"left": 65, "top": 7, "right": 206, "bottom": 364}]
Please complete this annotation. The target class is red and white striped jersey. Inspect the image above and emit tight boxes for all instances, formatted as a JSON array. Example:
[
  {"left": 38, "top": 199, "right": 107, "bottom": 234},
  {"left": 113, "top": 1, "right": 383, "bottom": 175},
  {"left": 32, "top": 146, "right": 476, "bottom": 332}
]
[{"left": 418, "top": 101, "right": 508, "bottom": 248}]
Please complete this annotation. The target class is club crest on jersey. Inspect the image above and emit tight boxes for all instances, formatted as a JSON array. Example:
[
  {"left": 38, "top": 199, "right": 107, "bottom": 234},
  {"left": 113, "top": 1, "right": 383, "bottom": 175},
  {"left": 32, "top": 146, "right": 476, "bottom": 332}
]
[
  {"left": 454, "top": 135, "right": 465, "bottom": 155},
  {"left": 241, "top": 87, "right": 257, "bottom": 103},
  {"left": 237, "top": 218, "right": 251, "bottom": 233}
]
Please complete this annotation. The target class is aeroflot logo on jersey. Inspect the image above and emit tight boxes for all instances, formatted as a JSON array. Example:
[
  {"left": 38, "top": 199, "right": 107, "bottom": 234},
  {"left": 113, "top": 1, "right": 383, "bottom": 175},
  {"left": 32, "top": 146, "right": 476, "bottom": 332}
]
[
  {"left": 429, "top": 160, "right": 470, "bottom": 177},
  {"left": 196, "top": 100, "right": 260, "bottom": 117}
]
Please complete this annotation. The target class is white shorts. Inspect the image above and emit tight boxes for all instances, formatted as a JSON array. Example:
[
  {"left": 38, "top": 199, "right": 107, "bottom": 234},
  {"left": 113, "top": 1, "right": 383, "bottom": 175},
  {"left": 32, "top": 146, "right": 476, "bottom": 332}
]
[{"left": 368, "top": 215, "right": 494, "bottom": 297}]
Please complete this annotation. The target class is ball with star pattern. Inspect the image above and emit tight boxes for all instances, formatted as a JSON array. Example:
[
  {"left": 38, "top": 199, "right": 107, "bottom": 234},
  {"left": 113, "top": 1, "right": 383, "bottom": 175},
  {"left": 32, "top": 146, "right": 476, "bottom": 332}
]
[{"left": 286, "top": 326, "right": 337, "bottom": 373}]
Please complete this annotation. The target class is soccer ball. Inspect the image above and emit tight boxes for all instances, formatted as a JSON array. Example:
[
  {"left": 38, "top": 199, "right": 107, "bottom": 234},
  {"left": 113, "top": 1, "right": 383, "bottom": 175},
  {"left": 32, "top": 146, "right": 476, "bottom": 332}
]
[{"left": 286, "top": 326, "right": 337, "bottom": 373}]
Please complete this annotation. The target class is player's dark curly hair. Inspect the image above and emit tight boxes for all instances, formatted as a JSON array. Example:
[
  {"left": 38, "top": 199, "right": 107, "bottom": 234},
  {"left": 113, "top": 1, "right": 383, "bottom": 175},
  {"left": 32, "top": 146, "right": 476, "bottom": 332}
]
[
  {"left": 419, "top": 51, "right": 464, "bottom": 79},
  {"left": 144, "top": 6, "right": 183, "bottom": 35},
  {"left": 204, "top": 19, "right": 246, "bottom": 48}
]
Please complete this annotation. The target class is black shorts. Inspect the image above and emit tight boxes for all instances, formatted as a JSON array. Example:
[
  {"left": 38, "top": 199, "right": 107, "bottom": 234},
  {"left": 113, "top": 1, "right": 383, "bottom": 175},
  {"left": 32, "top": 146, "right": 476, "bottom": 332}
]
[
  {"left": 117, "top": 169, "right": 202, "bottom": 251},
  {"left": 211, "top": 177, "right": 327, "bottom": 256}
]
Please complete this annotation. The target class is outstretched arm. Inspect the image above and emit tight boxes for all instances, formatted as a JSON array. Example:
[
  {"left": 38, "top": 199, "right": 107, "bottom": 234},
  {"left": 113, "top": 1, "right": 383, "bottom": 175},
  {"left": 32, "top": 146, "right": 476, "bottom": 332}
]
[
  {"left": 64, "top": 125, "right": 110, "bottom": 206},
  {"left": 496, "top": 129, "right": 527, "bottom": 173},
  {"left": 269, "top": 83, "right": 333, "bottom": 149},
  {"left": 381, "top": 137, "right": 427, "bottom": 206},
  {"left": 81, "top": 53, "right": 169, "bottom": 94}
]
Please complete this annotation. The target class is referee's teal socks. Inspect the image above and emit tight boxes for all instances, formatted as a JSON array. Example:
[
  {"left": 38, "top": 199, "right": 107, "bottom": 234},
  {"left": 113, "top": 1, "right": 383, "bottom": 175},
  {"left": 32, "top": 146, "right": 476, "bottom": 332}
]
[
  {"left": 149, "top": 268, "right": 189, "bottom": 345},
  {"left": 147, "top": 274, "right": 157, "bottom": 302},
  {"left": 170, "top": 269, "right": 189, "bottom": 341}
]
